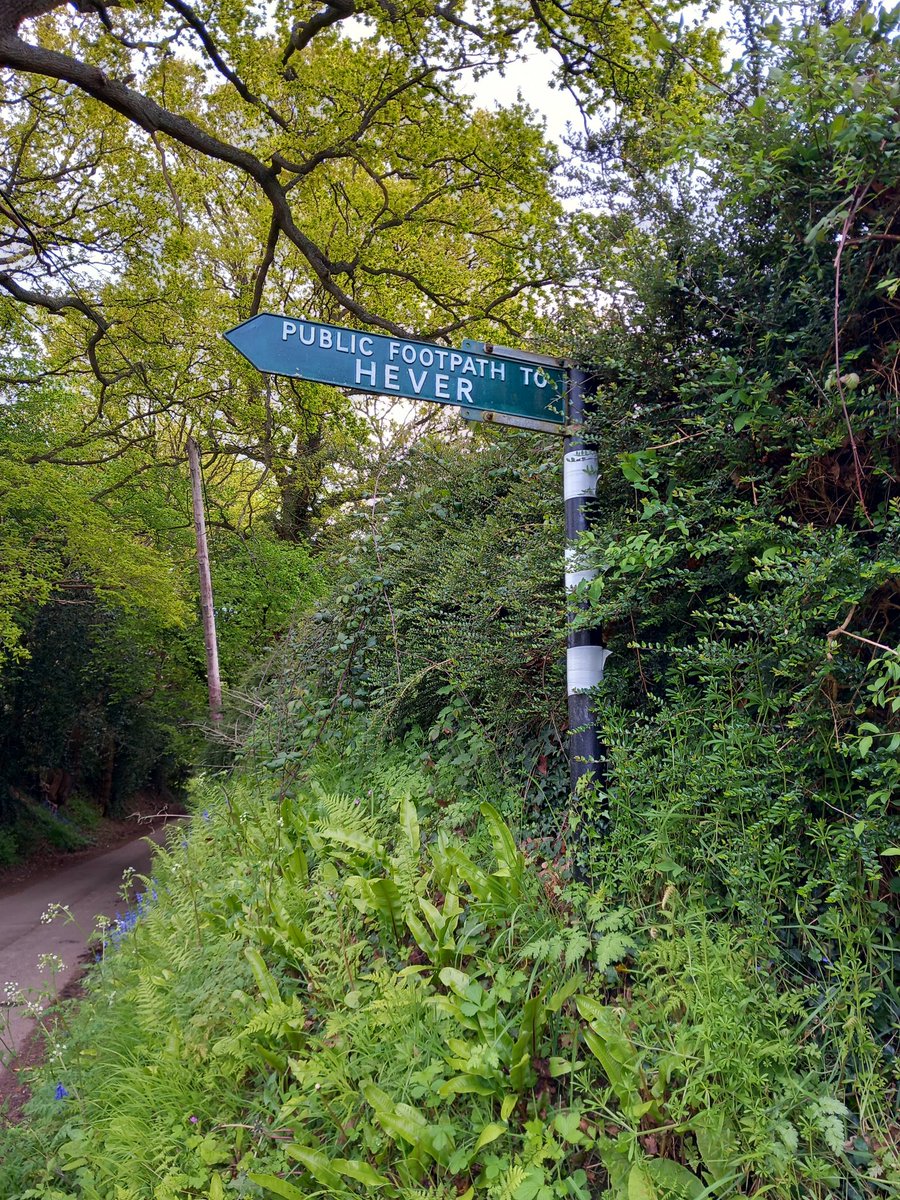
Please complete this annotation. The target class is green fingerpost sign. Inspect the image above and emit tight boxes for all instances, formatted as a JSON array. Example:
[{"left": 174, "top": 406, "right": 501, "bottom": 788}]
[{"left": 224, "top": 314, "right": 567, "bottom": 432}]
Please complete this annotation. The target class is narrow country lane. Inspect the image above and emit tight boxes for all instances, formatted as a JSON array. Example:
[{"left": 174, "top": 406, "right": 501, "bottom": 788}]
[{"left": 0, "top": 824, "right": 176, "bottom": 1081}]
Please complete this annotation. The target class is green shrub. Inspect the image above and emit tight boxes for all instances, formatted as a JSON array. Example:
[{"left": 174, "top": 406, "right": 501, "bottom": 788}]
[{"left": 4, "top": 759, "right": 895, "bottom": 1200}]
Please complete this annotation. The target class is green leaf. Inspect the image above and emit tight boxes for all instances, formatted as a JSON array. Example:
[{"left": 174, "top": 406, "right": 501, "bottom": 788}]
[
  {"left": 399, "top": 795, "right": 420, "bottom": 854},
  {"left": 368, "top": 877, "right": 405, "bottom": 927},
  {"left": 510, "top": 989, "right": 547, "bottom": 1092},
  {"left": 244, "top": 947, "right": 281, "bottom": 1007},
  {"left": 644, "top": 1159, "right": 705, "bottom": 1198},
  {"left": 321, "top": 826, "right": 385, "bottom": 862},
  {"left": 439, "top": 966, "right": 473, "bottom": 998},
  {"left": 691, "top": 1108, "right": 739, "bottom": 1183},
  {"left": 474, "top": 1122, "right": 507, "bottom": 1152},
  {"left": 285, "top": 1145, "right": 342, "bottom": 1191},
  {"left": 248, "top": 1173, "right": 308, "bottom": 1200},
  {"left": 553, "top": 1110, "right": 585, "bottom": 1144},
  {"left": 627, "top": 1164, "right": 657, "bottom": 1200},
  {"left": 513, "top": 1165, "right": 546, "bottom": 1200},
  {"left": 438, "top": 1073, "right": 497, "bottom": 1096},
  {"left": 577, "top": 997, "right": 645, "bottom": 1113},
  {"left": 480, "top": 801, "right": 524, "bottom": 885},
  {"left": 336, "top": 1159, "right": 392, "bottom": 1188},
  {"left": 547, "top": 972, "right": 584, "bottom": 1012}
]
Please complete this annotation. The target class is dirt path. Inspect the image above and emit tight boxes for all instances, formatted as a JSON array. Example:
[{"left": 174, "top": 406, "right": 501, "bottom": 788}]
[{"left": 0, "top": 822, "right": 180, "bottom": 1118}]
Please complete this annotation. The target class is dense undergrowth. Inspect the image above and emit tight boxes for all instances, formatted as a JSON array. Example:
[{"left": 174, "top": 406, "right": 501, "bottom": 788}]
[{"left": 2, "top": 740, "right": 895, "bottom": 1200}]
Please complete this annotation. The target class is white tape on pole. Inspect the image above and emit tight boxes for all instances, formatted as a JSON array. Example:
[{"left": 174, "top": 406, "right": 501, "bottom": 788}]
[
  {"left": 567, "top": 645, "right": 611, "bottom": 695},
  {"left": 564, "top": 545, "right": 596, "bottom": 593},
  {"left": 563, "top": 449, "right": 598, "bottom": 499}
]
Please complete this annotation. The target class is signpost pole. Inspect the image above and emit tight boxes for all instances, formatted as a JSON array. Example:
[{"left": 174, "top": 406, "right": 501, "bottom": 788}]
[{"left": 564, "top": 368, "right": 607, "bottom": 820}]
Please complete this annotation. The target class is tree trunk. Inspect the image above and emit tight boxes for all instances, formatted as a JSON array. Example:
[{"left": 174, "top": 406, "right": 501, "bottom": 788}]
[{"left": 187, "top": 435, "right": 222, "bottom": 723}]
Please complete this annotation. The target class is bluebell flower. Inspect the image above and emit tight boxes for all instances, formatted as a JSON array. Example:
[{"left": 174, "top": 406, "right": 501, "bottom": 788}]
[
  {"left": 202, "top": 810, "right": 211, "bottom": 822},
  {"left": 55, "top": 1083, "right": 69, "bottom": 1100}
]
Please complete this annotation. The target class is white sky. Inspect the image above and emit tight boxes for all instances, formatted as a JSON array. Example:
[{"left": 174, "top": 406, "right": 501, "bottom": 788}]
[{"left": 462, "top": 52, "right": 586, "bottom": 149}]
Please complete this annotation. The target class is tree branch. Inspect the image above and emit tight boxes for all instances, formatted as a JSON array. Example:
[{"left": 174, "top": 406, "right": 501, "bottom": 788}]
[
  {"left": 0, "top": 267, "right": 106, "bottom": 327},
  {"left": 282, "top": 0, "right": 355, "bottom": 66},
  {"left": 0, "top": 18, "right": 413, "bottom": 335},
  {"left": 249, "top": 213, "right": 279, "bottom": 316},
  {"left": 162, "top": 0, "right": 291, "bottom": 131}
]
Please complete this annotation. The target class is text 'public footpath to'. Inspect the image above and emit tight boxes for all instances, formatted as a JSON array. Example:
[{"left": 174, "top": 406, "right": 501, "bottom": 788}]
[{"left": 280, "top": 320, "right": 561, "bottom": 410}]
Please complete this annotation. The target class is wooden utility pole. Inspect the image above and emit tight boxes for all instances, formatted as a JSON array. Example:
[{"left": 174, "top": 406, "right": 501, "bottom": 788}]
[{"left": 187, "top": 435, "right": 222, "bottom": 722}]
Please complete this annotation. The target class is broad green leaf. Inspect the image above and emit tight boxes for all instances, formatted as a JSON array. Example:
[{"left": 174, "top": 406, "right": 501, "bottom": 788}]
[
  {"left": 248, "top": 1173, "right": 307, "bottom": 1200},
  {"left": 438, "top": 1073, "right": 497, "bottom": 1096},
  {"left": 406, "top": 912, "right": 437, "bottom": 957},
  {"left": 691, "top": 1108, "right": 739, "bottom": 1183},
  {"left": 321, "top": 826, "right": 385, "bottom": 862},
  {"left": 367, "top": 877, "right": 405, "bottom": 928},
  {"left": 627, "top": 1164, "right": 658, "bottom": 1200},
  {"left": 399, "top": 795, "right": 420, "bottom": 853},
  {"left": 480, "top": 801, "right": 523, "bottom": 883},
  {"left": 513, "top": 1165, "right": 546, "bottom": 1200},
  {"left": 644, "top": 1158, "right": 705, "bottom": 1198},
  {"left": 510, "top": 989, "right": 547, "bottom": 1092},
  {"left": 547, "top": 972, "right": 585, "bottom": 1012},
  {"left": 244, "top": 947, "right": 281, "bottom": 1007},
  {"left": 285, "top": 1144, "right": 342, "bottom": 1191},
  {"left": 336, "top": 1159, "right": 392, "bottom": 1188},
  {"left": 439, "top": 966, "right": 472, "bottom": 994},
  {"left": 474, "top": 1122, "right": 507, "bottom": 1152}
]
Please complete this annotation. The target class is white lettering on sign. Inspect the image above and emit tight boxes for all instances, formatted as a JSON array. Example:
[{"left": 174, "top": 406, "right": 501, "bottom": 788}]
[
  {"left": 275, "top": 322, "right": 560, "bottom": 414},
  {"left": 356, "top": 359, "right": 376, "bottom": 386}
]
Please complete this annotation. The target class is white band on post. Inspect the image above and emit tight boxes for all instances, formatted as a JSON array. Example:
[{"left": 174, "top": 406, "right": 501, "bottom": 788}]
[
  {"left": 567, "top": 645, "right": 611, "bottom": 695},
  {"left": 564, "top": 545, "right": 596, "bottom": 593},
  {"left": 563, "top": 449, "right": 598, "bottom": 500}
]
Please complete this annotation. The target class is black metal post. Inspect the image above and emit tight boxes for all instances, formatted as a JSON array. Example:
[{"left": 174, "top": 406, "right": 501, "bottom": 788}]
[{"left": 564, "top": 368, "right": 607, "bottom": 803}]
